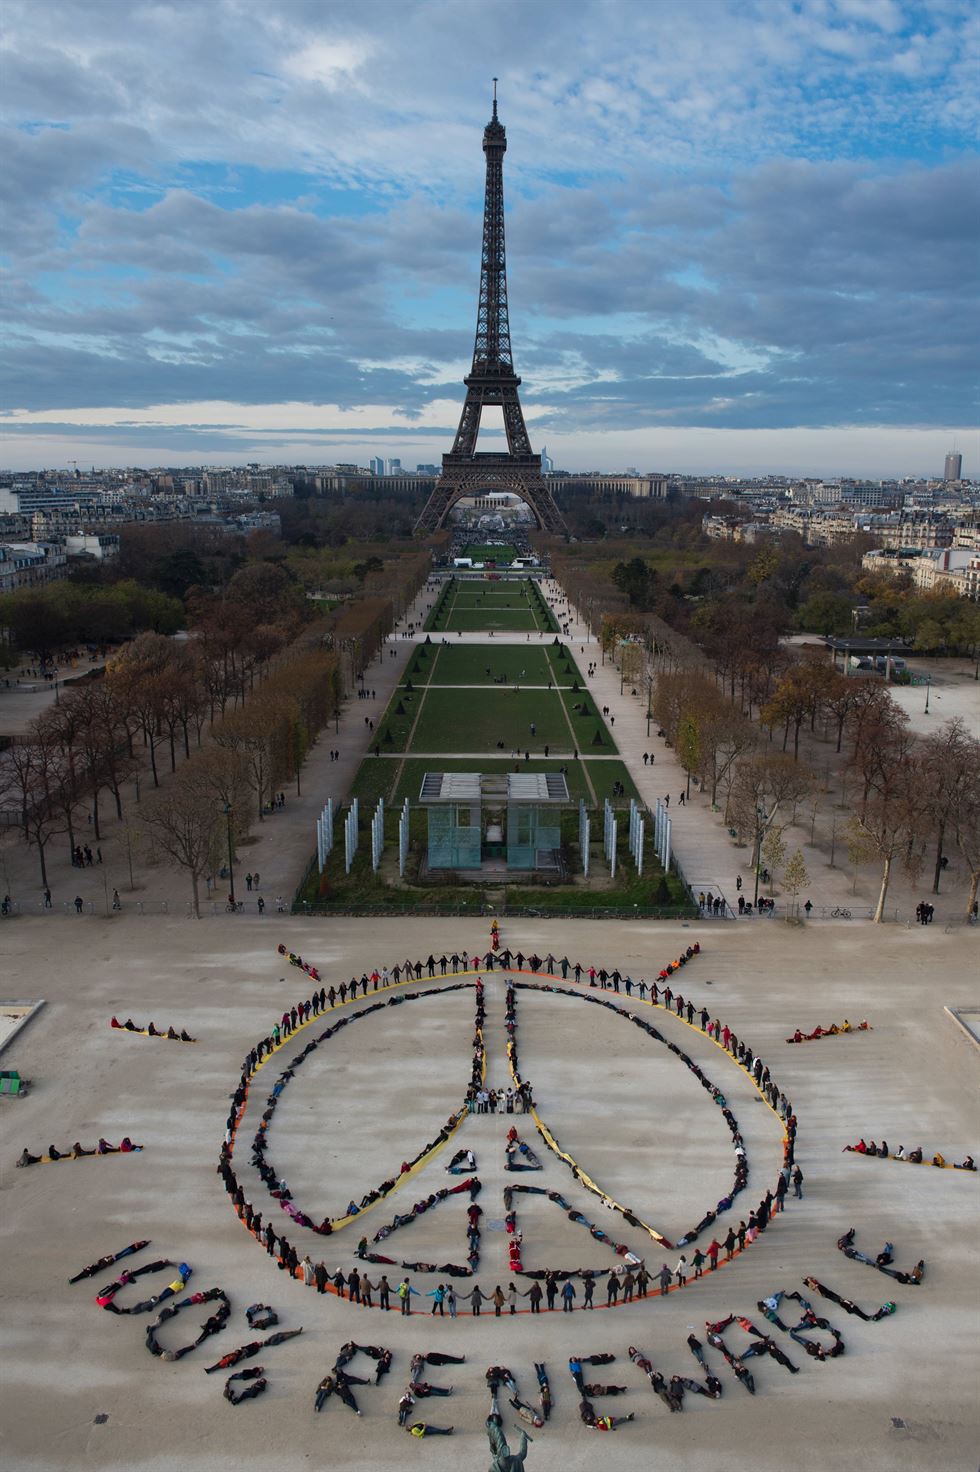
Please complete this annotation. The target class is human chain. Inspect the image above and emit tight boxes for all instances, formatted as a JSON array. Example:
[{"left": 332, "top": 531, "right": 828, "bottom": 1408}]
[{"left": 212, "top": 941, "right": 806, "bottom": 1310}]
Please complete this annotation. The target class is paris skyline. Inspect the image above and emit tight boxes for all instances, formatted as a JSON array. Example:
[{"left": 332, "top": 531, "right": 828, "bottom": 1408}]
[{"left": 1, "top": 0, "right": 977, "bottom": 477}]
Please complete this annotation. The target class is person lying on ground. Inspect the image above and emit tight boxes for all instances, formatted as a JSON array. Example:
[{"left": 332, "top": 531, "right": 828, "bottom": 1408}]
[
  {"left": 802, "top": 1276, "right": 895, "bottom": 1320},
  {"left": 224, "top": 1366, "right": 266, "bottom": 1403},
  {"left": 579, "top": 1399, "right": 634, "bottom": 1430}
]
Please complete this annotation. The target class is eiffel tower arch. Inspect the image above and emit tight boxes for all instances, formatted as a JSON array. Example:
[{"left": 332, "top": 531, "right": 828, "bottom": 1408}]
[{"left": 415, "top": 88, "right": 566, "bottom": 537}]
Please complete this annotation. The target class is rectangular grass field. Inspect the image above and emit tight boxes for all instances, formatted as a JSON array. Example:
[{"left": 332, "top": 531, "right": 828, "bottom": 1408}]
[
  {"left": 425, "top": 578, "right": 557, "bottom": 633},
  {"left": 350, "top": 755, "right": 639, "bottom": 807},
  {"left": 415, "top": 644, "right": 573, "bottom": 686}
]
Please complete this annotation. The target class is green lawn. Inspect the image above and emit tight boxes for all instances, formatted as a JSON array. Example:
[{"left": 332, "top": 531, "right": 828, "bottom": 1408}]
[
  {"left": 451, "top": 587, "right": 533, "bottom": 603},
  {"left": 397, "top": 641, "right": 584, "bottom": 689},
  {"left": 415, "top": 644, "right": 562, "bottom": 686},
  {"left": 376, "top": 649, "right": 612, "bottom": 757},
  {"left": 425, "top": 578, "right": 558, "bottom": 633},
  {"left": 350, "top": 755, "right": 639, "bottom": 808},
  {"left": 438, "top": 607, "right": 541, "bottom": 631},
  {"left": 458, "top": 543, "right": 519, "bottom": 563},
  {"left": 400, "top": 642, "right": 440, "bottom": 686},
  {"left": 410, "top": 687, "right": 574, "bottom": 753}
]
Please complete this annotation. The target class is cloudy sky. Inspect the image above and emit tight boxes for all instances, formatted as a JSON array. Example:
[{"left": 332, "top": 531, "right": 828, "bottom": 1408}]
[{"left": 1, "top": 0, "right": 977, "bottom": 476}]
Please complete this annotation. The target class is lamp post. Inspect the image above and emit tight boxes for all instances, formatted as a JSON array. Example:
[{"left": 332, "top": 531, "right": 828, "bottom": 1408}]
[
  {"left": 924, "top": 676, "right": 931, "bottom": 715},
  {"left": 223, "top": 804, "right": 235, "bottom": 904}
]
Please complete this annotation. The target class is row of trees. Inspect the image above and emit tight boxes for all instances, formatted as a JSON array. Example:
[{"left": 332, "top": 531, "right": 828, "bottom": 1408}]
[
  {"left": 2, "top": 614, "right": 338, "bottom": 888},
  {"left": 653, "top": 662, "right": 980, "bottom": 920},
  {"left": 0, "top": 580, "right": 184, "bottom": 663},
  {"left": 0, "top": 569, "right": 431, "bottom": 911},
  {"left": 140, "top": 646, "right": 341, "bottom": 915}
]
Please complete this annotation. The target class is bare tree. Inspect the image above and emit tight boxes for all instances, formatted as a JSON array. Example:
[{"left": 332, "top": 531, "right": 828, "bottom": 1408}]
[
  {"left": 142, "top": 763, "right": 223, "bottom": 918},
  {"left": 6, "top": 733, "right": 68, "bottom": 889},
  {"left": 107, "top": 633, "right": 174, "bottom": 788},
  {"left": 782, "top": 849, "right": 809, "bottom": 917},
  {"left": 919, "top": 719, "right": 979, "bottom": 894},
  {"left": 950, "top": 742, "right": 980, "bottom": 919},
  {"left": 847, "top": 753, "right": 925, "bottom": 923},
  {"left": 212, "top": 693, "right": 286, "bottom": 821},
  {"left": 728, "top": 751, "right": 813, "bottom": 905}
]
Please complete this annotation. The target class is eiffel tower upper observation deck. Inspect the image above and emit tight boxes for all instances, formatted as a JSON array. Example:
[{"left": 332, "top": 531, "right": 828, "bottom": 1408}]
[{"left": 414, "top": 87, "right": 567, "bottom": 535}]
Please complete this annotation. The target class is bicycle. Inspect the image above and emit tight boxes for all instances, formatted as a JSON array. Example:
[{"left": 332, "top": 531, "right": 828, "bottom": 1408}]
[{"left": 830, "top": 906, "right": 852, "bottom": 919}]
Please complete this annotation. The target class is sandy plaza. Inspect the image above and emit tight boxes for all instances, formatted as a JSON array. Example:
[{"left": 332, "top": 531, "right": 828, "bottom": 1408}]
[{"left": 1, "top": 912, "right": 977, "bottom": 1472}]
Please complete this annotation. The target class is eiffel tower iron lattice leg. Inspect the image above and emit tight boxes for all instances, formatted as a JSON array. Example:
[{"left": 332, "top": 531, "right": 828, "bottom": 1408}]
[{"left": 415, "top": 86, "right": 567, "bottom": 537}]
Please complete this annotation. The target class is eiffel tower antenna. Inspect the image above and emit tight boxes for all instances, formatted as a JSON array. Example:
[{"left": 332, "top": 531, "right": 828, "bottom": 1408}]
[{"left": 414, "top": 93, "right": 566, "bottom": 535}]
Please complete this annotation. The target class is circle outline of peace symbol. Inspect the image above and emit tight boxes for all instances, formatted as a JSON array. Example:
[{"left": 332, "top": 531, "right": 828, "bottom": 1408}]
[{"left": 221, "top": 952, "right": 794, "bottom": 1313}]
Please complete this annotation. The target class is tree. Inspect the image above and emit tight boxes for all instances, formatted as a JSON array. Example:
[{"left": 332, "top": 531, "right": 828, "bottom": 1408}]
[
  {"left": 618, "top": 639, "right": 646, "bottom": 694},
  {"left": 142, "top": 762, "right": 224, "bottom": 918},
  {"left": 847, "top": 746, "right": 925, "bottom": 922},
  {"left": 728, "top": 751, "right": 813, "bottom": 904},
  {"left": 106, "top": 632, "right": 176, "bottom": 787},
  {"left": 844, "top": 681, "right": 909, "bottom": 813},
  {"left": 782, "top": 849, "right": 809, "bottom": 915},
  {"left": 212, "top": 694, "right": 286, "bottom": 822},
  {"left": 822, "top": 671, "right": 858, "bottom": 753},
  {"left": 919, "top": 719, "right": 979, "bottom": 894},
  {"left": 6, "top": 731, "right": 69, "bottom": 888},
  {"left": 761, "top": 828, "right": 786, "bottom": 896},
  {"left": 797, "top": 591, "right": 853, "bottom": 637},
  {"left": 611, "top": 558, "right": 657, "bottom": 609},
  {"left": 952, "top": 759, "right": 980, "bottom": 920},
  {"left": 761, "top": 658, "right": 833, "bottom": 759},
  {"left": 676, "top": 713, "right": 702, "bottom": 800}
]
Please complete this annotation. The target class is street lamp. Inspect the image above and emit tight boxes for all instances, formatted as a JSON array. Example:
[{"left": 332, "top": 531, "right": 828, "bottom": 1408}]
[{"left": 223, "top": 804, "right": 236, "bottom": 904}]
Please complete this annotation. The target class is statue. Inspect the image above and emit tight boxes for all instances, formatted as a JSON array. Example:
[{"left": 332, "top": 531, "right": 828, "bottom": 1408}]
[{"left": 487, "top": 1413, "right": 532, "bottom": 1471}]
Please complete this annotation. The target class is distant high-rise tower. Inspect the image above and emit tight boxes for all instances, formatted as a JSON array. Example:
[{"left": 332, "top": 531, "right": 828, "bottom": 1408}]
[
  {"left": 540, "top": 444, "right": 554, "bottom": 474},
  {"left": 944, "top": 451, "right": 962, "bottom": 482},
  {"left": 370, "top": 457, "right": 385, "bottom": 476}
]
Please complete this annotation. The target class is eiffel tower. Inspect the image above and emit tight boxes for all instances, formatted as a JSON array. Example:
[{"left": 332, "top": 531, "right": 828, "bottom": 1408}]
[{"left": 414, "top": 85, "right": 567, "bottom": 536}]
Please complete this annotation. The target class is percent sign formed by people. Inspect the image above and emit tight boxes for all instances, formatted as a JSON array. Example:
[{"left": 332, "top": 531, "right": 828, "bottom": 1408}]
[{"left": 222, "top": 947, "right": 794, "bottom": 1313}]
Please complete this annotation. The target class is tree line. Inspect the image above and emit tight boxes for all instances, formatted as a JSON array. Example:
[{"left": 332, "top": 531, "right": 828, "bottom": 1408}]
[
  {"left": 0, "top": 546, "right": 430, "bottom": 913},
  {"left": 652, "top": 661, "right": 980, "bottom": 921}
]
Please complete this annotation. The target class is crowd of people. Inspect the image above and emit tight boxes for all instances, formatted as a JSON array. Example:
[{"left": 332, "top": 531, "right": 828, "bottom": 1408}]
[
  {"left": 843, "top": 1140, "right": 974, "bottom": 1169},
  {"left": 837, "top": 1228, "right": 926, "bottom": 1285},
  {"left": 505, "top": 969, "right": 792, "bottom": 1260},
  {"left": 96, "top": 1259, "right": 191, "bottom": 1313},
  {"left": 208, "top": 932, "right": 808, "bottom": 1312},
  {"left": 110, "top": 1017, "right": 195, "bottom": 1042},
  {"left": 145, "top": 1286, "right": 230, "bottom": 1362},
  {"left": 17, "top": 1137, "right": 141, "bottom": 1167},
  {"left": 787, "top": 1020, "right": 871, "bottom": 1043}
]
